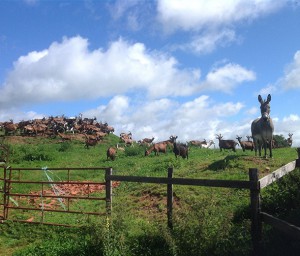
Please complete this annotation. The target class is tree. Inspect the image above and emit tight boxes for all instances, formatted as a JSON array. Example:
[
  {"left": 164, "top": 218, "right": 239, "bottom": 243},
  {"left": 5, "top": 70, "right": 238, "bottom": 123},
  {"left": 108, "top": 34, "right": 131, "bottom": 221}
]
[{"left": 273, "top": 134, "right": 289, "bottom": 148}]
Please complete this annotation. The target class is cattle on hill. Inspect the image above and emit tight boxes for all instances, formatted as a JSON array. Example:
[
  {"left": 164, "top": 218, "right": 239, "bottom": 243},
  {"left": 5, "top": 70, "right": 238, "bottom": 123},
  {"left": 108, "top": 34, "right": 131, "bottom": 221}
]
[
  {"left": 236, "top": 136, "right": 254, "bottom": 152},
  {"left": 216, "top": 134, "right": 238, "bottom": 152},
  {"left": 145, "top": 143, "right": 167, "bottom": 156},
  {"left": 170, "top": 136, "right": 188, "bottom": 159}
]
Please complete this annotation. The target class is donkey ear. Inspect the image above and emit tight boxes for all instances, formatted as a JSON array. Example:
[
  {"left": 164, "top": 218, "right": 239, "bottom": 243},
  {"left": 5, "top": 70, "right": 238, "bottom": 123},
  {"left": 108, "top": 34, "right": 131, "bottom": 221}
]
[
  {"left": 258, "top": 95, "right": 263, "bottom": 103},
  {"left": 267, "top": 94, "right": 271, "bottom": 103}
]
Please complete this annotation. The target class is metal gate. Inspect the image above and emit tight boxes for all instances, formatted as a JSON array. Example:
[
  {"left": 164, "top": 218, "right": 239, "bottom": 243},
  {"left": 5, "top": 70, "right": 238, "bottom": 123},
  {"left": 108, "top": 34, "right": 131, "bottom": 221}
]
[{"left": 0, "top": 166, "right": 112, "bottom": 226}]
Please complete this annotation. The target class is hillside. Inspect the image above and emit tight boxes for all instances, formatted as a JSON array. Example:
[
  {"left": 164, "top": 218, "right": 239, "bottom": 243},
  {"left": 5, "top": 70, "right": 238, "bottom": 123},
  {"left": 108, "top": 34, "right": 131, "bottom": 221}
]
[{"left": 0, "top": 134, "right": 300, "bottom": 256}]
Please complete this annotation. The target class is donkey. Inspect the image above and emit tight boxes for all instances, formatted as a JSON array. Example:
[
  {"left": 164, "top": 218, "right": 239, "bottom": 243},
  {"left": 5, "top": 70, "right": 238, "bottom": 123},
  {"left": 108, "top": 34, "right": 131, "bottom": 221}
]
[{"left": 251, "top": 94, "right": 274, "bottom": 158}]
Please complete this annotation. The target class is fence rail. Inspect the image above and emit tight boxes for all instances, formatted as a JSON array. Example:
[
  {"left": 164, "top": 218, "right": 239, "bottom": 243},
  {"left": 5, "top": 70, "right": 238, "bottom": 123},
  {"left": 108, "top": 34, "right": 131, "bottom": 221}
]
[
  {"left": 108, "top": 174, "right": 256, "bottom": 189},
  {"left": 261, "top": 212, "right": 300, "bottom": 240},
  {"left": 259, "top": 160, "right": 296, "bottom": 189}
]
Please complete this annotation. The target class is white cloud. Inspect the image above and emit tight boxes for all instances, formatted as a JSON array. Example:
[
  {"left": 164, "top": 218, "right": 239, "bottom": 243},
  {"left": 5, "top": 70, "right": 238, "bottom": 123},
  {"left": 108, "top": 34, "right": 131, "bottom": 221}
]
[
  {"left": 109, "top": 0, "right": 139, "bottom": 20},
  {"left": 0, "top": 34, "right": 258, "bottom": 146},
  {"left": 0, "top": 36, "right": 256, "bottom": 109},
  {"left": 246, "top": 107, "right": 258, "bottom": 116},
  {"left": 257, "top": 84, "right": 277, "bottom": 96},
  {"left": 0, "top": 108, "right": 44, "bottom": 123},
  {"left": 83, "top": 95, "right": 130, "bottom": 125},
  {"left": 83, "top": 95, "right": 245, "bottom": 143},
  {"left": 283, "top": 114, "right": 299, "bottom": 122},
  {"left": 157, "top": 0, "right": 285, "bottom": 32},
  {"left": 273, "top": 114, "right": 300, "bottom": 147},
  {"left": 108, "top": 0, "right": 153, "bottom": 32},
  {"left": 200, "top": 63, "right": 256, "bottom": 93},
  {"left": 173, "top": 29, "right": 238, "bottom": 55},
  {"left": 0, "top": 36, "right": 205, "bottom": 108},
  {"left": 157, "top": 0, "right": 285, "bottom": 54},
  {"left": 278, "top": 50, "right": 300, "bottom": 90}
]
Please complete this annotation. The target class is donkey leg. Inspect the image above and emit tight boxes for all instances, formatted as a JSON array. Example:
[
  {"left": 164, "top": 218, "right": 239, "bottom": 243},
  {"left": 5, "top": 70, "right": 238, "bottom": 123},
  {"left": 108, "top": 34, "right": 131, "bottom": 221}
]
[
  {"left": 253, "top": 140, "right": 258, "bottom": 156},
  {"left": 258, "top": 143, "right": 262, "bottom": 157},
  {"left": 263, "top": 142, "right": 267, "bottom": 158},
  {"left": 269, "top": 145, "right": 273, "bottom": 158}
]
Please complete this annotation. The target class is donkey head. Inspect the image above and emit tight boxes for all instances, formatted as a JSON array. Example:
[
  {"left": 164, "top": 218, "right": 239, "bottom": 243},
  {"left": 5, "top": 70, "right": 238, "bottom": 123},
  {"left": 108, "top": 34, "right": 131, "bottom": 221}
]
[{"left": 258, "top": 94, "right": 271, "bottom": 122}]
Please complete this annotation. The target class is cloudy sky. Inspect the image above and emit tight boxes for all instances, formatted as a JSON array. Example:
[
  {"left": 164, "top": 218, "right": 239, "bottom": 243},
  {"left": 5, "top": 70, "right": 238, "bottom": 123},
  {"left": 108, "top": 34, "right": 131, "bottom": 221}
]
[{"left": 1, "top": 0, "right": 300, "bottom": 146}]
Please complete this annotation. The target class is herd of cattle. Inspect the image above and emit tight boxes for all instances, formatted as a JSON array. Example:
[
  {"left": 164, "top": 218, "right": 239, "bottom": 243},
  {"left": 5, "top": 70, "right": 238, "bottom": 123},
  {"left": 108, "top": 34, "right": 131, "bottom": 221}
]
[
  {"left": 106, "top": 131, "right": 293, "bottom": 161},
  {"left": 107, "top": 134, "right": 189, "bottom": 161},
  {"left": 0, "top": 116, "right": 114, "bottom": 138},
  {"left": 0, "top": 114, "right": 294, "bottom": 162},
  {"left": 0, "top": 116, "right": 116, "bottom": 151}
]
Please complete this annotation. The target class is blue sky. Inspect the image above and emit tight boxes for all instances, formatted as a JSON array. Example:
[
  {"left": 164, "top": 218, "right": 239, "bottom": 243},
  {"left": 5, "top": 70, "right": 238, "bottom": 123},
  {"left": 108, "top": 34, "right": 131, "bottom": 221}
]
[{"left": 1, "top": 0, "right": 300, "bottom": 146}]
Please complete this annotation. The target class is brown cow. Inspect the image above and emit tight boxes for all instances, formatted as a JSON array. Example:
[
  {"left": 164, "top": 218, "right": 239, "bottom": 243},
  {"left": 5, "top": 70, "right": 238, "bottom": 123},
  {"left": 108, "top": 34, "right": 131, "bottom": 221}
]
[
  {"left": 107, "top": 147, "right": 117, "bottom": 161},
  {"left": 216, "top": 134, "right": 238, "bottom": 152},
  {"left": 3, "top": 122, "right": 18, "bottom": 135},
  {"left": 58, "top": 132, "right": 72, "bottom": 141},
  {"left": 142, "top": 137, "right": 155, "bottom": 144},
  {"left": 84, "top": 138, "right": 99, "bottom": 149},
  {"left": 84, "top": 133, "right": 100, "bottom": 149},
  {"left": 236, "top": 136, "right": 254, "bottom": 152},
  {"left": 145, "top": 143, "right": 167, "bottom": 156}
]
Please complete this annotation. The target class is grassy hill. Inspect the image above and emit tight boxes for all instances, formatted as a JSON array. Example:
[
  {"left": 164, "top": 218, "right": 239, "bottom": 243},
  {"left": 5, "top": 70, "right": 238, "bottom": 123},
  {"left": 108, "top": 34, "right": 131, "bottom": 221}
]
[{"left": 1, "top": 134, "right": 300, "bottom": 255}]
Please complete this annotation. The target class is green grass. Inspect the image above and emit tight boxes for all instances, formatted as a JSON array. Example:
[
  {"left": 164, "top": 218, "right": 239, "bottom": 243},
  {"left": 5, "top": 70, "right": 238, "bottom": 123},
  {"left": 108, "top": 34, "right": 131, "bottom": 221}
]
[{"left": 0, "top": 135, "right": 300, "bottom": 255}]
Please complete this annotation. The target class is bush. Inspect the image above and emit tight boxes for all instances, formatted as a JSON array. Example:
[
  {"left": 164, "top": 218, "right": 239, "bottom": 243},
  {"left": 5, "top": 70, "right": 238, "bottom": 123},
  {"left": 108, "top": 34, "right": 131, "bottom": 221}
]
[
  {"left": 125, "top": 146, "right": 144, "bottom": 157},
  {"left": 11, "top": 145, "right": 53, "bottom": 162}
]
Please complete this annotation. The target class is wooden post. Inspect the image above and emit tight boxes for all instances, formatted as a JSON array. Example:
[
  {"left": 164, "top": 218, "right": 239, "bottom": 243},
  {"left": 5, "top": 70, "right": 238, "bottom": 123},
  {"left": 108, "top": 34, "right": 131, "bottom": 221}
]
[
  {"left": 105, "top": 167, "right": 112, "bottom": 215},
  {"left": 167, "top": 167, "right": 173, "bottom": 230},
  {"left": 249, "top": 168, "right": 262, "bottom": 255},
  {"left": 296, "top": 148, "right": 300, "bottom": 168}
]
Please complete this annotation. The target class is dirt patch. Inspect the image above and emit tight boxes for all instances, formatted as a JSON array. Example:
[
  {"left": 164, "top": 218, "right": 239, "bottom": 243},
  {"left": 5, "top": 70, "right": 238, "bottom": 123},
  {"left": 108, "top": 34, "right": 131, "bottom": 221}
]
[
  {"left": 27, "top": 181, "right": 120, "bottom": 204},
  {"left": 137, "top": 190, "right": 180, "bottom": 215},
  {"left": 19, "top": 181, "right": 120, "bottom": 222}
]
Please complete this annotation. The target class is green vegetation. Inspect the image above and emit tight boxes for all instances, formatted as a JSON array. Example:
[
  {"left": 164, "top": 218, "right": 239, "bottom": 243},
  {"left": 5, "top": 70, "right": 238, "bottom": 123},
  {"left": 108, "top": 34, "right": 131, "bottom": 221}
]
[
  {"left": 273, "top": 134, "right": 290, "bottom": 148},
  {"left": 0, "top": 134, "right": 300, "bottom": 255}
]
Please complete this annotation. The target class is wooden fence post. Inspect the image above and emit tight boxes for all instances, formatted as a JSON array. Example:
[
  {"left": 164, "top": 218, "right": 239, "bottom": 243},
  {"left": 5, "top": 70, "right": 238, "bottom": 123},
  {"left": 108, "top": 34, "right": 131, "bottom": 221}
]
[
  {"left": 167, "top": 167, "right": 173, "bottom": 230},
  {"left": 249, "top": 168, "right": 262, "bottom": 255},
  {"left": 296, "top": 148, "right": 300, "bottom": 168},
  {"left": 105, "top": 167, "right": 112, "bottom": 215}
]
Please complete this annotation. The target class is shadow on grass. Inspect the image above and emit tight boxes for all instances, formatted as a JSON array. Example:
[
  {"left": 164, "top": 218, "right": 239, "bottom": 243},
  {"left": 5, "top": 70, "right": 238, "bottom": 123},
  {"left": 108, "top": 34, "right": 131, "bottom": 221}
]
[{"left": 206, "top": 154, "right": 246, "bottom": 171}]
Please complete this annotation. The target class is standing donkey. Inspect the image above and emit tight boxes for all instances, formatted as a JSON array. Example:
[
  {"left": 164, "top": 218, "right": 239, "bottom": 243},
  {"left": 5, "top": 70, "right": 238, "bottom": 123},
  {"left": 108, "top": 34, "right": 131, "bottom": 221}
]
[{"left": 251, "top": 94, "right": 274, "bottom": 158}]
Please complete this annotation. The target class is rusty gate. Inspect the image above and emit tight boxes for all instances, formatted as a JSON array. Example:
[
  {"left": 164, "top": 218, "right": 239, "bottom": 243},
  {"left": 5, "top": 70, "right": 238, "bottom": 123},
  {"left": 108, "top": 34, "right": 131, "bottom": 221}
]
[{"left": 0, "top": 166, "right": 113, "bottom": 226}]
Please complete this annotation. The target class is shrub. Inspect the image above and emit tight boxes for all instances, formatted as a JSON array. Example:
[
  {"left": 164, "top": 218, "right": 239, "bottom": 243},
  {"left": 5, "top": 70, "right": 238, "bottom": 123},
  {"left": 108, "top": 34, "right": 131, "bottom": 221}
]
[{"left": 124, "top": 146, "right": 144, "bottom": 157}]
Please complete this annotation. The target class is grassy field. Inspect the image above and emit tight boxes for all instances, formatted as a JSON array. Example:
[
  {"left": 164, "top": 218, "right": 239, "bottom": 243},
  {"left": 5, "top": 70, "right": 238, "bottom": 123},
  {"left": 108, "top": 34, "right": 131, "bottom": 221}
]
[{"left": 1, "top": 134, "right": 300, "bottom": 256}]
